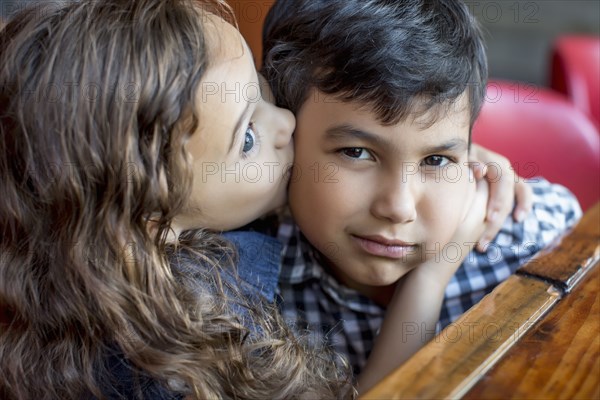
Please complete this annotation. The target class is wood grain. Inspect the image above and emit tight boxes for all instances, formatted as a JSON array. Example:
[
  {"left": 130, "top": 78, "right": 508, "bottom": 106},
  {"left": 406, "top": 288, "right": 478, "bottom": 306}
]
[
  {"left": 464, "top": 262, "right": 600, "bottom": 400},
  {"left": 361, "top": 276, "right": 561, "bottom": 399},
  {"left": 518, "top": 203, "right": 599, "bottom": 291}
]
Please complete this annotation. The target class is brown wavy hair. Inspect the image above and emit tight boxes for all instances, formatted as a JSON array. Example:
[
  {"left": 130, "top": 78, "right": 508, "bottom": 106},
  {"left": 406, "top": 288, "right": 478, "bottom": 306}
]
[{"left": 0, "top": 0, "right": 352, "bottom": 398}]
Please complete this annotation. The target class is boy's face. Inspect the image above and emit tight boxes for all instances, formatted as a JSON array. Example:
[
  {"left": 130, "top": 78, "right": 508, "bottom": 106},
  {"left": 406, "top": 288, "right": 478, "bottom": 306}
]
[{"left": 289, "top": 90, "right": 474, "bottom": 295}]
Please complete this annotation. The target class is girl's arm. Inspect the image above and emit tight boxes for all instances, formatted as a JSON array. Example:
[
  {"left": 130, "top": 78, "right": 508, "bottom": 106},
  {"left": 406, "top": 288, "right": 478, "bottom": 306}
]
[
  {"left": 470, "top": 144, "right": 533, "bottom": 251},
  {"left": 357, "top": 178, "right": 489, "bottom": 394}
]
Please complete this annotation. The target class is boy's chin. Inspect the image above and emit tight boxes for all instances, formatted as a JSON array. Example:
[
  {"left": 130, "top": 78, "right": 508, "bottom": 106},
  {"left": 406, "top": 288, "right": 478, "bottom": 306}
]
[
  {"left": 344, "top": 267, "right": 413, "bottom": 295},
  {"left": 363, "top": 272, "right": 409, "bottom": 287},
  {"left": 348, "top": 276, "right": 401, "bottom": 305}
]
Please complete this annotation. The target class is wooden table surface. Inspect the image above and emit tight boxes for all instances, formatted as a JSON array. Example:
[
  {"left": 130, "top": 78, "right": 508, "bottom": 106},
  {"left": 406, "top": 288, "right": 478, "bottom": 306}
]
[{"left": 362, "top": 203, "right": 600, "bottom": 400}]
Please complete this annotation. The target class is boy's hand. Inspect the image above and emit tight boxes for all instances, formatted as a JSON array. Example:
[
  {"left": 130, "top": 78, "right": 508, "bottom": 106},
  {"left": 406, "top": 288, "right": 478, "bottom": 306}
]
[
  {"left": 359, "top": 178, "right": 489, "bottom": 394},
  {"left": 470, "top": 144, "right": 533, "bottom": 251},
  {"left": 454, "top": 175, "right": 489, "bottom": 260},
  {"left": 415, "top": 175, "right": 489, "bottom": 283}
]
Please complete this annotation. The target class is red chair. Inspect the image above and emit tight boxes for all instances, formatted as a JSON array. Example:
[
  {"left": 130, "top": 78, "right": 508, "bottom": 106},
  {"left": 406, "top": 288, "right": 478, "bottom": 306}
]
[
  {"left": 473, "top": 80, "right": 600, "bottom": 211},
  {"left": 550, "top": 35, "right": 600, "bottom": 131}
]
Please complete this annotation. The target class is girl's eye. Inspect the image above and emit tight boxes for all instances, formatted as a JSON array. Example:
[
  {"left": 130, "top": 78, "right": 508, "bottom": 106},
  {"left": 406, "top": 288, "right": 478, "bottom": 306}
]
[
  {"left": 423, "top": 155, "right": 450, "bottom": 167},
  {"left": 243, "top": 123, "right": 256, "bottom": 153},
  {"left": 341, "top": 147, "right": 374, "bottom": 160}
]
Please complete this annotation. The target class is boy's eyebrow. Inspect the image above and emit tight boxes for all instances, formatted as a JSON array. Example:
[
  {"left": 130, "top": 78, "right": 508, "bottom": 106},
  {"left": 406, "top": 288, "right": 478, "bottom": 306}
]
[
  {"left": 421, "top": 139, "right": 469, "bottom": 154},
  {"left": 325, "top": 124, "right": 468, "bottom": 152},
  {"left": 324, "top": 125, "right": 389, "bottom": 148},
  {"left": 229, "top": 101, "right": 252, "bottom": 153}
]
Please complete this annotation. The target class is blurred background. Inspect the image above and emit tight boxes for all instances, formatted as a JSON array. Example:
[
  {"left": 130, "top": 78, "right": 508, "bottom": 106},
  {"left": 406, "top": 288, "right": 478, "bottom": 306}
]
[
  {"left": 473, "top": 0, "right": 599, "bottom": 86},
  {"left": 222, "top": 0, "right": 599, "bottom": 86},
  {"left": 1, "top": 0, "right": 597, "bottom": 87}
]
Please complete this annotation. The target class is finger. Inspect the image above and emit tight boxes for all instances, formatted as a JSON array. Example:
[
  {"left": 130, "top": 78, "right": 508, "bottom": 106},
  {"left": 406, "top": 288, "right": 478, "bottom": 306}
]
[
  {"left": 512, "top": 179, "right": 533, "bottom": 222},
  {"left": 467, "top": 160, "right": 487, "bottom": 181},
  {"left": 484, "top": 163, "right": 513, "bottom": 225},
  {"left": 457, "top": 177, "right": 488, "bottom": 252},
  {"left": 469, "top": 144, "right": 505, "bottom": 184},
  {"left": 476, "top": 215, "right": 503, "bottom": 252},
  {"left": 468, "top": 145, "right": 519, "bottom": 250},
  {"left": 477, "top": 173, "right": 513, "bottom": 252}
]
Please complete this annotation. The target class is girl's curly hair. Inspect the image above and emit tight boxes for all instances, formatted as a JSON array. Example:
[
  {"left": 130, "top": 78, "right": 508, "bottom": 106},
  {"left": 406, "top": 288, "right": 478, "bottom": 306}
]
[{"left": 0, "top": 0, "right": 353, "bottom": 398}]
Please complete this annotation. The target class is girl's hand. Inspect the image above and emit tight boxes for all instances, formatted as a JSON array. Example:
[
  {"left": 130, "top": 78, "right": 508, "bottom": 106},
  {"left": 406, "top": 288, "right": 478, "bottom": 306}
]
[{"left": 470, "top": 143, "right": 533, "bottom": 251}]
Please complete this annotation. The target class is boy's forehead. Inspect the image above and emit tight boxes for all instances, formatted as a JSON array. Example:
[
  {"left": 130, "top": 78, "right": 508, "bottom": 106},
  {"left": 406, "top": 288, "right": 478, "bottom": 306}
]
[
  {"left": 410, "top": 92, "right": 472, "bottom": 130},
  {"left": 297, "top": 89, "right": 471, "bottom": 131}
]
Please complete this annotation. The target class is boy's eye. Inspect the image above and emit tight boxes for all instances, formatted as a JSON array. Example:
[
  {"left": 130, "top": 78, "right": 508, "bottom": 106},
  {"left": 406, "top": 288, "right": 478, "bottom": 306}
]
[
  {"left": 341, "top": 147, "right": 374, "bottom": 160},
  {"left": 243, "top": 123, "right": 256, "bottom": 153},
  {"left": 423, "top": 155, "right": 449, "bottom": 167}
]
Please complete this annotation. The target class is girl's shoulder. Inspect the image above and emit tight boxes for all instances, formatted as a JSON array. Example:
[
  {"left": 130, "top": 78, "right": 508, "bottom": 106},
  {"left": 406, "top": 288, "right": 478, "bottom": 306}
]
[{"left": 222, "top": 230, "right": 282, "bottom": 303}]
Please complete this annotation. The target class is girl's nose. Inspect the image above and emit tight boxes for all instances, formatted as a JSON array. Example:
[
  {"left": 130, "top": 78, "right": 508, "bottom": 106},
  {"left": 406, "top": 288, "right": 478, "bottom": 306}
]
[{"left": 272, "top": 105, "right": 296, "bottom": 148}]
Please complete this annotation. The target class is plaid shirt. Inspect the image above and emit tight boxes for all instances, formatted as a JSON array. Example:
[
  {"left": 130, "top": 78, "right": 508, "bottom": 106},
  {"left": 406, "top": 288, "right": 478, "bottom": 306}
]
[{"left": 276, "top": 179, "right": 582, "bottom": 375}]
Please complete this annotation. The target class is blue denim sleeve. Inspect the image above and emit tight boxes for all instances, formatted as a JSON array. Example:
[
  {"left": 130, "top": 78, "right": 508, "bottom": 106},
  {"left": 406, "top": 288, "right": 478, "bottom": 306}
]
[
  {"left": 95, "top": 346, "right": 183, "bottom": 399},
  {"left": 222, "top": 231, "right": 282, "bottom": 303},
  {"left": 96, "top": 233, "right": 282, "bottom": 397}
]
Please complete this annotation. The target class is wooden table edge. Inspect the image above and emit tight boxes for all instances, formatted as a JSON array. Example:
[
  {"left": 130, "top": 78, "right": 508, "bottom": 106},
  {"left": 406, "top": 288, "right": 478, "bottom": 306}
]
[{"left": 361, "top": 202, "right": 600, "bottom": 400}]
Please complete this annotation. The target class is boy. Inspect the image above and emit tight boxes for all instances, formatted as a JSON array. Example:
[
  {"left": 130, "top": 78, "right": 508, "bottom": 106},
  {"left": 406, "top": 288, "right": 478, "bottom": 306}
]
[{"left": 261, "top": 0, "right": 582, "bottom": 390}]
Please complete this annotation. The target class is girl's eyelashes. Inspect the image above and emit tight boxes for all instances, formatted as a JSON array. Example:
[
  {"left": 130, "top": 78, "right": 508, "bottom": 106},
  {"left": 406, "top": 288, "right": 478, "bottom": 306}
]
[
  {"left": 242, "top": 122, "right": 260, "bottom": 158},
  {"left": 243, "top": 123, "right": 255, "bottom": 152}
]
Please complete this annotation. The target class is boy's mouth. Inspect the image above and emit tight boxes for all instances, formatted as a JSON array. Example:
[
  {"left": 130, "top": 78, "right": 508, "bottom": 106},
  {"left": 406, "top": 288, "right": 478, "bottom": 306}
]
[{"left": 351, "top": 234, "right": 417, "bottom": 259}]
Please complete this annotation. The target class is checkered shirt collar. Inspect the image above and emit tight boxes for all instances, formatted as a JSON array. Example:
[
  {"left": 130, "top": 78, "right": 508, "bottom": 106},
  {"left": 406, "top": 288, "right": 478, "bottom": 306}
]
[{"left": 278, "top": 218, "right": 385, "bottom": 315}]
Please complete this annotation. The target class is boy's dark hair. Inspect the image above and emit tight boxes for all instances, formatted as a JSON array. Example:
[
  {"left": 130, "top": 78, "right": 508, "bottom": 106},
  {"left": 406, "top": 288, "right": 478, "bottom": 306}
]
[{"left": 262, "top": 0, "right": 488, "bottom": 129}]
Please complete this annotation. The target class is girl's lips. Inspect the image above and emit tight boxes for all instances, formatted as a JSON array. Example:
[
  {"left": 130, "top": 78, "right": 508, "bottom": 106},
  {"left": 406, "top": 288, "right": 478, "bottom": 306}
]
[{"left": 351, "top": 235, "right": 418, "bottom": 259}]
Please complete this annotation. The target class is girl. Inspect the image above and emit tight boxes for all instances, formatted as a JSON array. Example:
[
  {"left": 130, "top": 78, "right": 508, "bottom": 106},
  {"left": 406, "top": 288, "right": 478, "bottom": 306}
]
[{"left": 0, "top": 0, "right": 351, "bottom": 398}]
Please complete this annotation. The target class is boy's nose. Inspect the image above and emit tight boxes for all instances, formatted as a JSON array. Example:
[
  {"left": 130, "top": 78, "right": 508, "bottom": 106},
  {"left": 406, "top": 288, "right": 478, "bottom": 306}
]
[
  {"left": 272, "top": 105, "right": 296, "bottom": 148},
  {"left": 371, "top": 179, "right": 417, "bottom": 224}
]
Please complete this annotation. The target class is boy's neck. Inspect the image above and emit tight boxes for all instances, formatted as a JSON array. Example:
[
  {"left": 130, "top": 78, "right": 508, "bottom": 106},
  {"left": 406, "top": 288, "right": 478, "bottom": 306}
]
[{"left": 358, "top": 284, "right": 397, "bottom": 307}]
